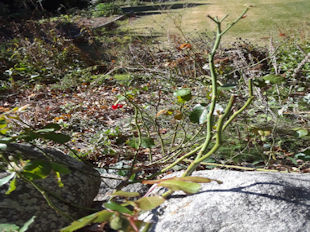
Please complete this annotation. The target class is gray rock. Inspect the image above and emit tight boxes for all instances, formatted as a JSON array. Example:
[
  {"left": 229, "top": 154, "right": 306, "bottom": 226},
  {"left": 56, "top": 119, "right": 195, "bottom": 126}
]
[
  {"left": 141, "top": 170, "right": 310, "bottom": 232},
  {"left": 0, "top": 143, "right": 101, "bottom": 232},
  {"left": 94, "top": 173, "right": 149, "bottom": 202}
]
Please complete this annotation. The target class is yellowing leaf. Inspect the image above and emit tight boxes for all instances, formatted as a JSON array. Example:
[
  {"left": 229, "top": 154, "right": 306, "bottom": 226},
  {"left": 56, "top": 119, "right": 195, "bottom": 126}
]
[
  {"left": 6, "top": 115, "right": 19, "bottom": 120},
  {"left": 166, "top": 109, "right": 174, "bottom": 115},
  {"left": 6, "top": 176, "right": 17, "bottom": 194},
  {"left": 11, "top": 107, "right": 19, "bottom": 113},
  {"left": 174, "top": 111, "right": 183, "bottom": 120},
  {"left": 0, "top": 107, "right": 10, "bottom": 113},
  {"left": 17, "top": 104, "right": 30, "bottom": 112},
  {"left": 176, "top": 176, "right": 223, "bottom": 184},
  {"left": 179, "top": 43, "right": 192, "bottom": 49},
  {"left": 55, "top": 171, "right": 64, "bottom": 188},
  {"left": 135, "top": 196, "right": 165, "bottom": 210},
  {"left": 156, "top": 109, "right": 167, "bottom": 117},
  {"left": 143, "top": 176, "right": 222, "bottom": 184},
  {"left": 158, "top": 180, "right": 201, "bottom": 194},
  {"left": 258, "top": 130, "right": 271, "bottom": 136},
  {"left": 174, "top": 89, "right": 192, "bottom": 103},
  {"left": 111, "top": 191, "right": 140, "bottom": 198},
  {"left": 0, "top": 128, "right": 8, "bottom": 135},
  {"left": 156, "top": 109, "right": 174, "bottom": 117}
]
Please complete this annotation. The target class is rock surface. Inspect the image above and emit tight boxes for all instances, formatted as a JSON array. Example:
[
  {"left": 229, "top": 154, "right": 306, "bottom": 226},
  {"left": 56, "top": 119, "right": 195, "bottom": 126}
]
[
  {"left": 94, "top": 172, "right": 149, "bottom": 202},
  {"left": 141, "top": 170, "right": 310, "bottom": 232},
  {"left": 0, "top": 143, "right": 101, "bottom": 232}
]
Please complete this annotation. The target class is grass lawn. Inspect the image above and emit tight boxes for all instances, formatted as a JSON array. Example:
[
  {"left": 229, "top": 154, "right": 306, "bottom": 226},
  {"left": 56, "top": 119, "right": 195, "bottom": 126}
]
[{"left": 122, "top": 0, "right": 310, "bottom": 43}]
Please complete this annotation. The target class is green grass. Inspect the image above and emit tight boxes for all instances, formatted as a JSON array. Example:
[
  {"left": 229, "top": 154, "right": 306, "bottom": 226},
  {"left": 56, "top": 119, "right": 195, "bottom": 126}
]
[{"left": 122, "top": 0, "right": 310, "bottom": 43}]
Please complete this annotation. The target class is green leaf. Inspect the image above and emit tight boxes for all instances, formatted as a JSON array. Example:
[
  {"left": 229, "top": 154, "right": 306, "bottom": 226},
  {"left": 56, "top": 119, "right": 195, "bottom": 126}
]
[
  {"left": 127, "top": 137, "right": 155, "bottom": 149},
  {"left": 104, "top": 201, "right": 133, "bottom": 215},
  {"left": 43, "top": 123, "right": 61, "bottom": 131},
  {"left": 135, "top": 196, "right": 165, "bottom": 210},
  {"left": 114, "top": 74, "right": 131, "bottom": 84},
  {"left": 0, "top": 223, "right": 20, "bottom": 232},
  {"left": 127, "top": 138, "right": 139, "bottom": 149},
  {"left": 141, "top": 137, "right": 155, "bottom": 148},
  {"left": 288, "top": 157, "right": 298, "bottom": 165},
  {"left": 173, "top": 88, "right": 192, "bottom": 103},
  {"left": 19, "top": 216, "right": 36, "bottom": 232},
  {"left": 218, "top": 84, "right": 237, "bottom": 90},
  {"left": 117, "top": 169, "right": 129, "bottom": 177},
  {"left": 189, "top": 104, "right": 208, "bottom": 124},
  {"left": 0, "top": 143, "right": 7, "bottom": 150},
  {"left": 36, "top": 128, "right": 56, "bottom": 133},
  {"left": 22, "top": 129, "right": 41, "bottom": 142},
  {"left": 61, "top": 210, "right": 113, "bottom": 232},
  {"left": 158, "top": 180, "right": 201, "bottom": 194},
  {"left": 294, "top": 153, "right": 310, "bottom": 161},
  {"left": 0, "top": 137, "right": 13, "bottom": 144},
  {"left": 14, "top": 67, "right": 27, "bottom": 71},
  {"left": 117, "top": 95, "right": 126, "bottom": 102},
  {"left": 5, "top": 176, "right": 16, "bottom": 195},
  {"left": 176, "top": 176, "right": 223, "bottom": 184},
  {"left": 55, "top": 171, "right": 64, "bottom": 188},
  {"left": 50, "top": 162, "right": 71, "bottom": 175},
  {"left": 0, "top": 128, "right": 8, "bottom": 135},
  {"left": 253, "top": 79, "right": 267, "bottom": 88},
  {"left": 94, "top": 210, "right": 114, "bottom": 223},
  {"left": 263, "top": 74, "right": 285, "bottom": 84},
  {"left": 40, "top": 132, "right": 71, "bottom": 144},
  {"left": 109, "top": 213, "right": 123, "bottom": 230},
  {"left": 129, "top": 173, "right": 136, "bottom": 181},
  {"left": 0, "top": 118, "right": 7, "bottom": 129},
  {"left": 0, "top": 172, "right": 16, "bottom": 187},
  {"left": 111, "top": 191, "right": 140, "bottom": 198},
  {"left": 296, "top": 129, "right": 308, "bottom": 138},
  {"left": 304, "top": 149, "right": 310, "bottom": 156},
  {"left": 22, "top": 160, "right": 51, "bottom": 180}
]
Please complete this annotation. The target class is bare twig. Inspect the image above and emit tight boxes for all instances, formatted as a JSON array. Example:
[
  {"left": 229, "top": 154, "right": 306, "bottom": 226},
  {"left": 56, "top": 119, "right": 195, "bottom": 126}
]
[{"left": 292, "top": 52, "right": 310, "bottom": 79}]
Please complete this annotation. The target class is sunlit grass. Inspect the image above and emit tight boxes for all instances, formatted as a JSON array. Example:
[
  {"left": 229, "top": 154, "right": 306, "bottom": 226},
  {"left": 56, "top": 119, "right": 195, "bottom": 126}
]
[{"left": 122, "top": 0, "right": 310, "bottom": 43}]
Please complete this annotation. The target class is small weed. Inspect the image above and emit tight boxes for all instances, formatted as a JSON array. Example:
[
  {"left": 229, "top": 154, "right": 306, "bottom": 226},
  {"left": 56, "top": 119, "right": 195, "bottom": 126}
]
[{"left": 92, "top": 3, "right": 123, "bottom": 17}]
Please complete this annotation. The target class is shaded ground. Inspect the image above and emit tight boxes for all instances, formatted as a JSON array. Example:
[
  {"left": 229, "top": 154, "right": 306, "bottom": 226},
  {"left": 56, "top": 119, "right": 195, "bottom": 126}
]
[
  {"left": 121, "top": 2, "right": 208, "bottom": 16},
  {"left": 1, "top": 11, "right": 309, "bottom": 178}
]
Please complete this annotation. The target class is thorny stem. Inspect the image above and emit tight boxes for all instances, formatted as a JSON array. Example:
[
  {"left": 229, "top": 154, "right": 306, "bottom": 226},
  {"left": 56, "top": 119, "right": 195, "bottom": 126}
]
[
  {"left": 182, "top": 9, "right": 249, "bottom": 177},
  {"left": 195, "top": 12, "right": 228, "bottom": 159},
  {"left": 160, "top": 8, "right": 251, "bottom": 179},
  {"left": 182, "top": 95, "right": 235, "bottom": 177}
]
